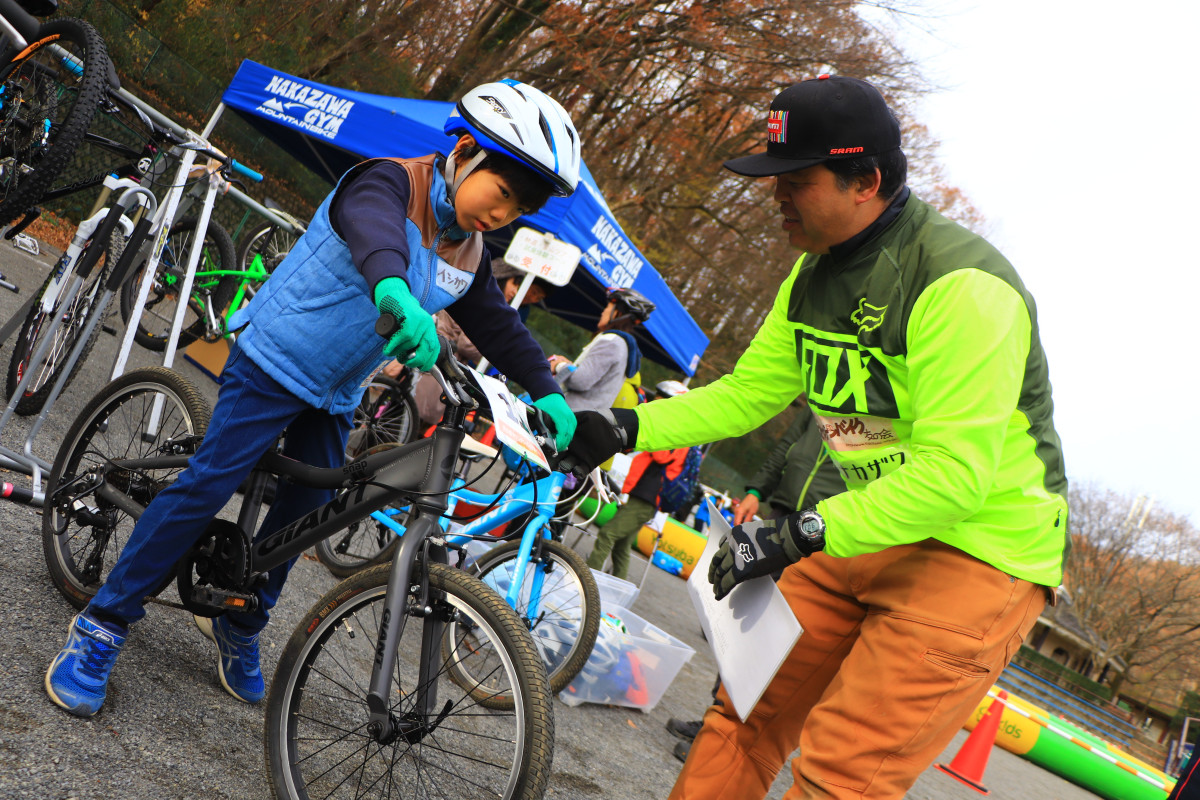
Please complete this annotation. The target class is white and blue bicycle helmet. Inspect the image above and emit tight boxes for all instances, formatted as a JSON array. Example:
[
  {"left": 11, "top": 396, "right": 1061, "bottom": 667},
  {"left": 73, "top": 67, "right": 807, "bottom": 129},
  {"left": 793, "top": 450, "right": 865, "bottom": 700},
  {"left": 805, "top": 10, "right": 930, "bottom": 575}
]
[{"left": 444, "top": 79, "right": 581, "bottom": 199}]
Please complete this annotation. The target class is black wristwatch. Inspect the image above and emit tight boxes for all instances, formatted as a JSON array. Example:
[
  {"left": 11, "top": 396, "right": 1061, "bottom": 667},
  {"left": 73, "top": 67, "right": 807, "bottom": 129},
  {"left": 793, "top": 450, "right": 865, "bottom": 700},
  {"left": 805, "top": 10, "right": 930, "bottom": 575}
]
[{"left": 795, "top": 509, "right": 826, "bottom": 551}]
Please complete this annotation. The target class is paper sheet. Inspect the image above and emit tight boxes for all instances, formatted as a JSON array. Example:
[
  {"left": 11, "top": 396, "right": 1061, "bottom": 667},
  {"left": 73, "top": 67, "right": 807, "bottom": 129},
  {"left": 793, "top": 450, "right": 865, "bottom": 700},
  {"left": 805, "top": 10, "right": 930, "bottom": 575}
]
[
  {"left": 686, "top": 502, "right": 803, "bottom": 721},
  {"left": 472, "top": 372, "right": 551, "bottom": 472}
]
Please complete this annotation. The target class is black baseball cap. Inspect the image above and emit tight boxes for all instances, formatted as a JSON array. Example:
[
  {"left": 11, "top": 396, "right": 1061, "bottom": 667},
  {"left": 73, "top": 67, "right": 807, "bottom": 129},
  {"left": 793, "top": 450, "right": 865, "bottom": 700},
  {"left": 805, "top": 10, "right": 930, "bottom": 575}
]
[{"left": 724, "top": 75, "right": 901, "bottom": 177}]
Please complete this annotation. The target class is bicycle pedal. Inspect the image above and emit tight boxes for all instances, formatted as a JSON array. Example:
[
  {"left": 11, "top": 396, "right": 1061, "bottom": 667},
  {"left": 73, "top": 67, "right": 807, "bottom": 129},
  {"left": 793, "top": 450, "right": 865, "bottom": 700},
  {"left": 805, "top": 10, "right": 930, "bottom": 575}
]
[
  {"left": 190, "top": 586, "right": 258, "bottom": 614},
  {"left": 10, "top": 233, "right": 39, "bottom": 256}
]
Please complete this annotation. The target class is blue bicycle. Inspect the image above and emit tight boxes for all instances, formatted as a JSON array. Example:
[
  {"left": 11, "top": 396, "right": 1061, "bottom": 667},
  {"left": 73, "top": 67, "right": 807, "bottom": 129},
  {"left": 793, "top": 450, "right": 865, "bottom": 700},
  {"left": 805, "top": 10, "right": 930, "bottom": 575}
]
[{"left": 315, "top": 437, "right": 603, "bottom": 697}]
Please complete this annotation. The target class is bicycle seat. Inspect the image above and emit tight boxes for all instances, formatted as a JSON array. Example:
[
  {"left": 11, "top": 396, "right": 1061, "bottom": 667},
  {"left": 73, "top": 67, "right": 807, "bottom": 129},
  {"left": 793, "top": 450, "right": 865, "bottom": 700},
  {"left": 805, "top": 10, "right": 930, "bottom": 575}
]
[{"left": 459, "top": 436, "right": 499, "bottom": 460}]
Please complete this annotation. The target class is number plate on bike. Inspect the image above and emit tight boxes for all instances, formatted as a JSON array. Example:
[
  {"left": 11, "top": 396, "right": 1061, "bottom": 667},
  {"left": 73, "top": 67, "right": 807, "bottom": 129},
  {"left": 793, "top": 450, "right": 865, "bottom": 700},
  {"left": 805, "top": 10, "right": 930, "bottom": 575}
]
[{"left": 472, "top": 372, "right": 550, "bottom": 471}]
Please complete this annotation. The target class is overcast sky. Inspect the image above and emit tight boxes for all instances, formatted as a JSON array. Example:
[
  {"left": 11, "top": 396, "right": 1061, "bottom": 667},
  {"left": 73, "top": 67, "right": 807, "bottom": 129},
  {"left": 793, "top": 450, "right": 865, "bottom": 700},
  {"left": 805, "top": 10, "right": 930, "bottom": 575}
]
[{"left": 865, "top": 0, "right": 1200, "bottom": 524}]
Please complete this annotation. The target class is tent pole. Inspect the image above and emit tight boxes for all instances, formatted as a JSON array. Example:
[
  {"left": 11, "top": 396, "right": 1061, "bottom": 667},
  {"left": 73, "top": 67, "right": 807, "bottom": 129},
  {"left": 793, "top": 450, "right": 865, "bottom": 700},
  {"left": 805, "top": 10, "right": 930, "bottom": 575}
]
[
  {"left": 200, "top": 102, "right": 226, "bottom": 139},
  {"left": 305, "top": 135, "right": 341, "bottom": 184},
  {"left": 475, "top": 272, "right": 534, "bottom": 374}
]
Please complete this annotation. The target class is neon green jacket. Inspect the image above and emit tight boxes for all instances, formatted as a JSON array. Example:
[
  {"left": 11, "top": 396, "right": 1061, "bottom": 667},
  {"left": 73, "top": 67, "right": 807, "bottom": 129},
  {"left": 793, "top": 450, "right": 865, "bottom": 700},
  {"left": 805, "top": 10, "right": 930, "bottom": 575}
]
[{"left": 636, "top": 195, "right": 1068, "bottom": 586}]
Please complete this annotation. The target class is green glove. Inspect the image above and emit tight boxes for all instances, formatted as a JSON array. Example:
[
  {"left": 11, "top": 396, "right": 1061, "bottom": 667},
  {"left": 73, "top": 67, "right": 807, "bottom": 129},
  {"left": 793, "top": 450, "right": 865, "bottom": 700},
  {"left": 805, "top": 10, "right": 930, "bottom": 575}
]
[
  {"left": 374, "top": 277, "right": 438, "bottom": 371},
  {"left": 532, "top": 393, "right": 576, "bottom": 451}
]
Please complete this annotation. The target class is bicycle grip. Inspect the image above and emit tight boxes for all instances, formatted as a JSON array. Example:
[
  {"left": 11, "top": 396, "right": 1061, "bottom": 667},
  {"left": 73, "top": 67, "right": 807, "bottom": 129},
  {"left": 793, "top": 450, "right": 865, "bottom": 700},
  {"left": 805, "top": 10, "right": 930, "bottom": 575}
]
[
  {"left": 229, "top": 159, "right": 264, "bottom": 183},
  {"left": 375, "top": 311, "right": 400, "bottom": 339}
]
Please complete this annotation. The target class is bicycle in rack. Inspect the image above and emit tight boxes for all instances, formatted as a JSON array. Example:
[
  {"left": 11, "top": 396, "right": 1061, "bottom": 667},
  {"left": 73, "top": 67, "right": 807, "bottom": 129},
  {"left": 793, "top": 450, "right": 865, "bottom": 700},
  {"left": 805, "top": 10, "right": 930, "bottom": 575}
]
[
  {"left": 0, "top": 0, "right": 110, "bottom": 230},
  {"left": 3, "top": 87, "right": 187, "bottom": 415},
  {"left": 40, "top": 335, "right": 555, "bottom": 800},
  {"left": 316, "top": 431, "right": 607, "bottom": 695},
  {"left": 3, "top": 118, "right": 262, "bottom": 415}
]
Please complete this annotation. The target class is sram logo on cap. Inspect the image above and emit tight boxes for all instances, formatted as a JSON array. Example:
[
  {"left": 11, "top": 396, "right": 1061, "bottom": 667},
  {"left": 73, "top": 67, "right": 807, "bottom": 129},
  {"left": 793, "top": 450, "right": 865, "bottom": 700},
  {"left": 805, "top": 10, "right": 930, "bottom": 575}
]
[
  {"left": 829, "top": 147, "right": 864, "bottom": 155},
  {"left": 767, "top": 110, "right": 788, "bottom": 143}
]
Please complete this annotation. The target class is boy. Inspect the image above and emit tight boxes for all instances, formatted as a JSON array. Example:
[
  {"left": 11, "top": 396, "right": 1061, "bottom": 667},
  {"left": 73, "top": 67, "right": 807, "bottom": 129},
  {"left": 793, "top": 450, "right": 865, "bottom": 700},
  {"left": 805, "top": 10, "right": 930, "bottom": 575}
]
[{"left": 46, "top": 79, "right": 581, "bottom": 717}]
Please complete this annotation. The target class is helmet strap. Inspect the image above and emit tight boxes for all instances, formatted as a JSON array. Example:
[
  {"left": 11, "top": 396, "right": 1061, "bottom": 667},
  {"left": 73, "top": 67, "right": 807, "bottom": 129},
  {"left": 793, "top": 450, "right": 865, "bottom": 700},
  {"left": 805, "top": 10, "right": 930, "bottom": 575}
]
[{"left": 443, "top": 149, "right": 489, "bottom": 204}]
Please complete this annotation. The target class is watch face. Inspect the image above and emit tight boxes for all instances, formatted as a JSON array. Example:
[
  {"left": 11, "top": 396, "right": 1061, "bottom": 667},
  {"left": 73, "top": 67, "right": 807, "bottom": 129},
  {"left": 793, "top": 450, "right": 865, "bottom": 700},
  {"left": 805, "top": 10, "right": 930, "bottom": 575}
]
[{"left": 800, "top": 516, "right": 822, "bottom": 536}]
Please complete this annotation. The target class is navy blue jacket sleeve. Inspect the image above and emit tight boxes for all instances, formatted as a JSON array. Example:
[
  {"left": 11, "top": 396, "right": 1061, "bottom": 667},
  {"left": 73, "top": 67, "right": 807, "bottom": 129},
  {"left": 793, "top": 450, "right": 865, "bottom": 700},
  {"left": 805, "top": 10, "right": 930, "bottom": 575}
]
[
  {"left": 448, "top": 252, "right": 559, "bottom": 400},
  {"left": 330, "top": 161, "right": 412, "bottom": 296}
]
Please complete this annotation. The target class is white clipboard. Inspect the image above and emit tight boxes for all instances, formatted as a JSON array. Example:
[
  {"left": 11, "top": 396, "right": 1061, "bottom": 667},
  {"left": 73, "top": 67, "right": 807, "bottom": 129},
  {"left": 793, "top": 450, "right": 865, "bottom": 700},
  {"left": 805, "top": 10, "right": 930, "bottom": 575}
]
[{"left": 686, "top": 501, "right": 803, "bottom": 721}]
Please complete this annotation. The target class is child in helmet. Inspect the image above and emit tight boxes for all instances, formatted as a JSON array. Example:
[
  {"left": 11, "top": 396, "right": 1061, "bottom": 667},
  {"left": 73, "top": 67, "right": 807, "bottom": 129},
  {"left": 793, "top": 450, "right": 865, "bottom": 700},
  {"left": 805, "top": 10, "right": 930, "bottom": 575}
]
[
  {"left": 46, "top": 79, "right": 582, "bottom": 718},
  {"left": 548, "top": 286, "right": 655, "bottom": 412}
]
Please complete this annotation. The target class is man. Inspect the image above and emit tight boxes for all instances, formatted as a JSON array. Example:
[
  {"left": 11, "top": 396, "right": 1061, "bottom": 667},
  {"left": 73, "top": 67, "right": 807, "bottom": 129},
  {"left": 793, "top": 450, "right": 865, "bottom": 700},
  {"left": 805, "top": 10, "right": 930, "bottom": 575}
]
[{"left": 562, "top": 74, "right": 1067, "bottom": 799}]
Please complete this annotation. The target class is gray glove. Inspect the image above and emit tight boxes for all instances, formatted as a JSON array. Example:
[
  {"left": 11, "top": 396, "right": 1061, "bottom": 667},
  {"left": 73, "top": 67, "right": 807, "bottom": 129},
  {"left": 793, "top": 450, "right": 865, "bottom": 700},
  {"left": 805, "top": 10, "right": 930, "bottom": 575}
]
[{"left": 708, "top": 512, "right": 825, "bottom": 600}]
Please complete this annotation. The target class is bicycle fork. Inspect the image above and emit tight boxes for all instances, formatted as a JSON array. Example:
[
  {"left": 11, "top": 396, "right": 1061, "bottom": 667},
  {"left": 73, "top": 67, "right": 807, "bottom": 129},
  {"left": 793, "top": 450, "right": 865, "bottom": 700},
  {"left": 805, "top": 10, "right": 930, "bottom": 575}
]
[{"left": 365, "top": 427, "right": 462, "bottom": 744}]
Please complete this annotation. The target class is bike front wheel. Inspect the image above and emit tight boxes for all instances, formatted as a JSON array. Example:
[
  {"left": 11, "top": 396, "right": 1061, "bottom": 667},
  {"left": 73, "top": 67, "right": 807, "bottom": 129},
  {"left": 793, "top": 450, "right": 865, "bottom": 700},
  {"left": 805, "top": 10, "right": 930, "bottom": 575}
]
[
  {"left": 459, "top": 538, "right": 601, "bottom": 701},
  {"left": 6, "top": 230, "right": 124, "bottom": 415},
  {"left": 345, "top": 375, "right": 419, "bottom": 458},
  {"left": 265, "top": 562, "right": 553, "bottom": 800},
  {"left": 119, "top": 216, "right": 238, "bottom": 352},
  {"left": 42, "top": 367, "right": 211, "bottom": 610}
]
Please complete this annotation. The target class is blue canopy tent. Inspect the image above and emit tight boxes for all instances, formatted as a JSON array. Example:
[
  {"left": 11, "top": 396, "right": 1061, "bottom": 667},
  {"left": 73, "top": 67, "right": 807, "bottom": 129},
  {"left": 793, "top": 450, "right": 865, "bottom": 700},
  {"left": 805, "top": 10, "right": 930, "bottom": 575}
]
[{"left": 220, "top": 59, "right": 708, "bottom": 375}]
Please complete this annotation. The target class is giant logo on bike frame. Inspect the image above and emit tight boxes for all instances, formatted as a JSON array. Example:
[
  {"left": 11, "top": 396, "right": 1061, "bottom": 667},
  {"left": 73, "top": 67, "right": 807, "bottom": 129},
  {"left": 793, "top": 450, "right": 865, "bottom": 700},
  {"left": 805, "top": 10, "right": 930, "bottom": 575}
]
[{"left": 257, "top": 76, "right": 356, "bottom": 140}]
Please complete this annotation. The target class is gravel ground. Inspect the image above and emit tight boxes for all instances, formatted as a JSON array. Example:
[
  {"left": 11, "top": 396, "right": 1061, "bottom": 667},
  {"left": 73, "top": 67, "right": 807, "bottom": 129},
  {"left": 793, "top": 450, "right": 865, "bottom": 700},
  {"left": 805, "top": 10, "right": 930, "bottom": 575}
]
[{"left": 0, "top": 241, "right": 1104, "bottom": 799}]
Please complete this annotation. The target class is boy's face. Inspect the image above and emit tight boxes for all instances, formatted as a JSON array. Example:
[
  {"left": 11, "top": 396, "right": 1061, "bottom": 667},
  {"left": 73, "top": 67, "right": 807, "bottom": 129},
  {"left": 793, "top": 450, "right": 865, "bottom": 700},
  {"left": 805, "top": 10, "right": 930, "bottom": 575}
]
[{"left": 454, "top": 169, "right": 528, "bottom": 234}]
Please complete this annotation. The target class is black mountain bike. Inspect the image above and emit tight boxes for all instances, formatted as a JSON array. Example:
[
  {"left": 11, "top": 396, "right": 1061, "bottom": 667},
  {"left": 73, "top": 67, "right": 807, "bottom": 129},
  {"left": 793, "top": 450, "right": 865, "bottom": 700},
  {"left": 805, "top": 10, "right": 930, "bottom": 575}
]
[
  {"left": 0, "top": 0, "right": 110, "bottom": 228},
  {"left": 40, "top": 335, "right": 555, "bottom": 800}
]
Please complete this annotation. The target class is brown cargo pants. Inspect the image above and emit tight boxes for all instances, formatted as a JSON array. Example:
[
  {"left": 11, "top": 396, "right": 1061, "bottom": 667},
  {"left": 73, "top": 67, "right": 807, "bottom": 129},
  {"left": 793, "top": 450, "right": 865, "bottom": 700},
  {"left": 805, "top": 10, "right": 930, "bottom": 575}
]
[{"left": 670, "top": 539, "right": 1046, "bottom": 799}]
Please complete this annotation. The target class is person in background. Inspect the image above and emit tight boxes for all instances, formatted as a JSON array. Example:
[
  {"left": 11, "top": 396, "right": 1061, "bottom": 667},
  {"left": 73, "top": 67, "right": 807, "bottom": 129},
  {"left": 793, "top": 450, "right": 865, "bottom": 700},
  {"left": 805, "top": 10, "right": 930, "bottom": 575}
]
[
  {"left": 45, "top": 79, "right": 583, "bottom": 719},
  {"left": 549, "top": 287, "right": 655, "bottom": 412},
  {"left": 586, "top": 380, "right": 689, "bottom": 580},
  {"left": 561, "top": 74, "right": 1066, "bottom": 799},
  {"left": 733, "top": 396, "right": 845, "bottom": 526}
]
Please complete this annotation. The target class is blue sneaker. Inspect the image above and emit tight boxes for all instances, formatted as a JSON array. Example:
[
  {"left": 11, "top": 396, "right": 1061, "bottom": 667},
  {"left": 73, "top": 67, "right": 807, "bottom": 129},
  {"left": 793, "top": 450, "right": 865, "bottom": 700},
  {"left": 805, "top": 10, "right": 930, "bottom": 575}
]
[
  {"left": 45, "top": 612, "right": 127, "bottom": 717},
  {"left": 194, "top": 615, "right": 265, "bottom": 703}
]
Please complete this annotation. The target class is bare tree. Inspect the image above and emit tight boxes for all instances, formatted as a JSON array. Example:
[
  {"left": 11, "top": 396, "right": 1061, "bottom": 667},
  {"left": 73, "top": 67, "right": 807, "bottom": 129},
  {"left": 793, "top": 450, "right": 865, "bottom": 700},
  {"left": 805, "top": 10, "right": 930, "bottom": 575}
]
[{"left": 1067, "top": 483, "right": 1200, "bottom": 695}]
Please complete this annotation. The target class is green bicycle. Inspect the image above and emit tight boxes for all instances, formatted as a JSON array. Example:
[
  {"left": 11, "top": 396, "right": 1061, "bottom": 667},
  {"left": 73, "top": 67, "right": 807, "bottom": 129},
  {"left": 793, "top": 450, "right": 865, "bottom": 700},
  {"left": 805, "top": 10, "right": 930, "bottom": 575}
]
[{"left": 117, "top": 221, "right": 274, "bottom": 351}]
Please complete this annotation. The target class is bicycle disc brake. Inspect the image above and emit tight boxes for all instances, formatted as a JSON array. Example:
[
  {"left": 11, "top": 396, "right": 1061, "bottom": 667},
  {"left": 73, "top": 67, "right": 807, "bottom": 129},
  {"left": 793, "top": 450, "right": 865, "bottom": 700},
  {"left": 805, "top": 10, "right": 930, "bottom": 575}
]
[{"left": 176, "top": 518, "right": 255, "bottom": 617}]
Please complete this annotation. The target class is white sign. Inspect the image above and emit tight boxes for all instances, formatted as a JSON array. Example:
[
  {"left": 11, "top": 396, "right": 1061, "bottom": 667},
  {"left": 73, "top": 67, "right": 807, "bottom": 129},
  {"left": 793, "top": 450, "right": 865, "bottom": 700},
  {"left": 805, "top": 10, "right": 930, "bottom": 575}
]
[{"left": 503, "top": 227, "right": 580, "bottom": 287}]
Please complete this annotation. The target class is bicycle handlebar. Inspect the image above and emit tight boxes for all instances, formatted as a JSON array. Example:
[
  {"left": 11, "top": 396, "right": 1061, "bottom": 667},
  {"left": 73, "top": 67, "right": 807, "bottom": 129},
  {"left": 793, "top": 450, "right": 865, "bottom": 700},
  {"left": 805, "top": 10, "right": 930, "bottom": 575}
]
[{"left": 375, "top": 312, "right": 561, "bottom": 464}]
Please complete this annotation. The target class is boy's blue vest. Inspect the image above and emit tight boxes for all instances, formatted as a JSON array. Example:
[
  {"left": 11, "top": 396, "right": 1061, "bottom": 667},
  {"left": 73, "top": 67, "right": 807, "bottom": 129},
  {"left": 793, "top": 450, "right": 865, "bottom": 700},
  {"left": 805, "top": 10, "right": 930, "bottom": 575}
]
[{"left": 230, "top": 156, "right": 484, "bottom": 414}]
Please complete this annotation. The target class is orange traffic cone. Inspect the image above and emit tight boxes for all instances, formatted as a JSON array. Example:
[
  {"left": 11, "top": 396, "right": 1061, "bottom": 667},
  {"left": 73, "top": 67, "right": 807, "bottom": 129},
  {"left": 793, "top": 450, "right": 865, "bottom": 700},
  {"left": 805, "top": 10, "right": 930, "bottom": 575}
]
[{"left": 935, "top": 690, "right": 1008, "bottom": 794}]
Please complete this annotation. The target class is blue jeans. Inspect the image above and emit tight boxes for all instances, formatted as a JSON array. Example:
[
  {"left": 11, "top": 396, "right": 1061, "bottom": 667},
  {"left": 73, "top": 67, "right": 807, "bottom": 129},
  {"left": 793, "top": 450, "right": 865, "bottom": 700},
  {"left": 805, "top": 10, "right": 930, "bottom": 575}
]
[{"left": 90, "top": 345, "right": 352, "bottom": 632}]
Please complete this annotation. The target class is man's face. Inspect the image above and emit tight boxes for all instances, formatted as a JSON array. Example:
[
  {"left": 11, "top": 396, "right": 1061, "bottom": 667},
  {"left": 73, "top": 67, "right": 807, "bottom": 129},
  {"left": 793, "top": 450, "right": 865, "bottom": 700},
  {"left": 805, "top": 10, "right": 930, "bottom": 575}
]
[
  {"left": 772, "top": 164, "right": 865, "bottom": 254},
  {"left": 503, "top": 279, "right": 546, "bottom": 305}
]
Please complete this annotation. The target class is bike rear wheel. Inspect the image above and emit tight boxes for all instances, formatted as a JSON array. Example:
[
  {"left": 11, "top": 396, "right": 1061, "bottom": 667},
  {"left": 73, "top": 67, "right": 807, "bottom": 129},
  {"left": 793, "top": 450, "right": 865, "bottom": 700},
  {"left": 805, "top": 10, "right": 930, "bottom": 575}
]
[
  {"left": 42, "top": 367, "right": 211, "bottom": 610},
  {"left": 265, "top": 561, "right": 553, "bottom": 800},
  {"left": 458, "top": 538, "right": 600, "bottom": 702},
  {"left": 119, "top": 216, "right": 238, "bottom": 352},
  {"left": 0, "top": 18, "right": 109, "bottom": 227},
  {"left": 6, "top": 230, "right": 123, "bottom": 415}
]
